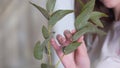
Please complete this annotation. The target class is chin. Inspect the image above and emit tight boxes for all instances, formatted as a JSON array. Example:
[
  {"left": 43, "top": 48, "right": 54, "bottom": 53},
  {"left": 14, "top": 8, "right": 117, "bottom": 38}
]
[
  {"left": 102, "top": 1, "right": 116, "bottom": 8},
  {"left": 105, "top": 5, "right": 114, "bottom": 8},
  {"left": 104, "top": 3, "right": 115, "bottom": 8}
]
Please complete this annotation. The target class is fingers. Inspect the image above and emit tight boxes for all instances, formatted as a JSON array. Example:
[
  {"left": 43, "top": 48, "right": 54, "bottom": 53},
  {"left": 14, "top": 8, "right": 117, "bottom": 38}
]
[
  {"left": 56, "top": 30, "right": 73, "bottom": 46},
  {"left": 71, "top": 29, "right": 76, "bottom": 35},
  {"left": 56, "top": 30, "right": 83, "bottom": 47},
  {"left": 50, "top": 38, "right": 60, "bottom": 51},
  {"left": 50, "top": 38, "right": 63, "bottom": 57},
  {"left": 56, "top": 34, "right": 66, "bottom": 45},
  {"left": 64, "top": 30, "right": 72, "bottom": 42}
]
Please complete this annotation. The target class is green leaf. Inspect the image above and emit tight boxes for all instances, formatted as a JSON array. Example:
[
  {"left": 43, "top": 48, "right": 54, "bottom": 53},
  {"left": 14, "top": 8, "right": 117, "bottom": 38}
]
[
  {"left": 46, "top": 0, "right": 56, "bottom": 14},
  {"left": 75, "top": 0, "right": 95, "bottom": 30},
  {"left": 62, "top": 42, "right": 81, "bottom": 55},
  {"left": 34, "top": 41, "right": 42, "bottom": 60},
  {"left": 48, "top": 10, "right": 73, "bottom": 29},
  {"left": 30, "top": 2, "right": 50, "bottom": 20},
  {"left": 73, "top": 23, "right": 106, "bottom": 41},
  {"left": 90, "top": 11, "right": 108, "bottom": 28},
  {"left": 41, "top": 63, "right": 55, "bottom": 68},
  {"left": 34, "top": 39, "right": 50, "bottom": 60},
  {"left": 42, "top": 26, "right": 49, "bottom": 39}
]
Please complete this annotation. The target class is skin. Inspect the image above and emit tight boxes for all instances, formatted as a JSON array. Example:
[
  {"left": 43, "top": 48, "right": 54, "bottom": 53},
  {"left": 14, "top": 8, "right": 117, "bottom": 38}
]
[
  {"left": 100, "top": 0, "right": 120, "bottom": 20},
  {"left": 50, "top": 0, "right": 120, "bottom": 68},
  {"left": 50, "top": 30, "right": 90, "bottom": 68}
]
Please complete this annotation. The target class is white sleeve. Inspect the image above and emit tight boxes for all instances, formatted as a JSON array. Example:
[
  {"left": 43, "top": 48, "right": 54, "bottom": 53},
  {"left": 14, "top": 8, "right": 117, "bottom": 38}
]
[{"left": 96, "top": 21, "right": 120, "bottom": 68}]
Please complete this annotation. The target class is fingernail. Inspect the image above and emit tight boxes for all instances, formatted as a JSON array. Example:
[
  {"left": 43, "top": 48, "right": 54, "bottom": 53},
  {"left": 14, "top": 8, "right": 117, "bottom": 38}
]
[{"left": 71, "top": 29, "right": 76, "bottom": 34}]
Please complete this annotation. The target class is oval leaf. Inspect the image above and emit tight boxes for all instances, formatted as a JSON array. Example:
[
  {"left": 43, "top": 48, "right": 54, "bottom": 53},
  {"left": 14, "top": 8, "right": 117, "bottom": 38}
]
[
  {"left": 34, "top": 41, "right": 42, "bottom": 60},
  {"left": 90, "top": 11, "right": 108, "bottom": 28},
  {"left": 75, "top": 0, "right": 95, "bottom": 30},
  {"left": 63, "top": 42, "right": 81, "bottom": 55},
  {"left": 41, "top": 63, "right": 55, "bottom": 68},
  {"left": 73, "top": 23, "right": 106, "bottom": 41},
  {"left": 30, "top": 2, "right": 50, "bottom": 20},
  {"left": 86, "top": 23, "right": 106, "bottom": 36},
  {"left": 42, "top": 26, "right": 49, "bottom": 39},
  {"left": 48, "top": 10, "right": 73, "bottom": 28},
  {"left": 46, "top": 0, "right": 56, "bottom": 14},
  {"left": 72, "top": 27, "right": 90, "bottom": 41},
  {"left": 91, "top": 18, "right": 104, "bottom": 28},
  {"left": 34, "top": 39, "right": 50, "bottom": 60},
  {"left": 91, "top": 11, "right": 108, "bottom": 18}
]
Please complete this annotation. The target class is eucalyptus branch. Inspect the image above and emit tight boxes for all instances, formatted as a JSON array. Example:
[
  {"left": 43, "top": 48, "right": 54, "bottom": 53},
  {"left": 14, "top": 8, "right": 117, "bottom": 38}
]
[{"left": 31, "top": 0, "right": 108, "bottom": 68}]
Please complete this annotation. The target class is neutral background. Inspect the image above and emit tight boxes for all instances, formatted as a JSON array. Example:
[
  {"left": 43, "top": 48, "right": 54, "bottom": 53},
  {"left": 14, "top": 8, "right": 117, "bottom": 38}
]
[{"left": 0, "top": 0, "right": 48, "bottom": 68}]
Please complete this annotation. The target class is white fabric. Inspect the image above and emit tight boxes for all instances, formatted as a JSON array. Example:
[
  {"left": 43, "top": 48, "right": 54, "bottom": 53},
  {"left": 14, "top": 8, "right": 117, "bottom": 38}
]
[{"left": 89, "top": 21, "right": 120, "bottom": 68}]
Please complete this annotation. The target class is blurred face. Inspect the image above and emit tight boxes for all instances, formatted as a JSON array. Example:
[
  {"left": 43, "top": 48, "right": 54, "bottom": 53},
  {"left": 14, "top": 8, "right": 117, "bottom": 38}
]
[{"left": 100, "top": 0, "right": 120, "bottom": 8}]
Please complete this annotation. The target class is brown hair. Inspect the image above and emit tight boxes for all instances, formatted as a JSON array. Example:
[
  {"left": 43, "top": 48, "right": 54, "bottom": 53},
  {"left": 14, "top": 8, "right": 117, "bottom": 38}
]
[{"left": 75, "top": 0, "right": 115, "bottom": 27}]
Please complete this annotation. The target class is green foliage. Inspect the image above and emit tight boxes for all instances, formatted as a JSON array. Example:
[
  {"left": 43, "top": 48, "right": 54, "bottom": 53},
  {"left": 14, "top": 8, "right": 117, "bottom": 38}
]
[
  {"left": 42, "top": 26, "right": 49, "bottom": 39},
  {"left": 90, "top": 11, "right": 108, "bottom": 27},
  {"left": 31, "top": 0, "right": 74, "bottom": 67},
  {"left": 34, "top": 38, "right": 50, "bottom": 60},
  {"left": 30, "top": 2, "right": 50, "bottom": 20},
  {"left": 75, "top": 0, "right": 95, "bottom": 30},
  {"left": 62, "top": 42, "right": 81, "bottom": 55},
  {"left": 46, "top": 0, "right": 56, "bottom": 14},
  {"left": 34, "top": 41, "right": 42, "bottom": 60},
  {"left": 48, "top": 10, "right": 73, "bottom": 29},
  {"left": 73, "top": 0, "right": 107, "bottom": 42},
  {"left": 41, "top": 63, "right": 55, "bottom": 68},
  {"left": 31, "top": 0, "right": 108, "bottom": 67},
  {"left": 73, "top": 23, "right": 106, "bottom": 41}
]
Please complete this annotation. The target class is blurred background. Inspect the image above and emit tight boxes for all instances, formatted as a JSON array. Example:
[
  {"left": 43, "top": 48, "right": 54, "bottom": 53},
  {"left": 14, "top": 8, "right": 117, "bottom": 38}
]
[{"left": 0, "top": 0, "right": 48, "bottom": 68}]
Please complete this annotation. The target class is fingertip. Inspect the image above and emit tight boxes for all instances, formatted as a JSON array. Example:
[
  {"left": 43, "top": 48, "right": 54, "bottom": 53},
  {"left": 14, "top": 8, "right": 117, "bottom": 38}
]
[
  {"left": 50, "top": 38, "right": 59, "bottom": 49},
  {"left": 50, "top": 37, "right": 63, "bottom": 57},
  {"left": 64, "top": 30, "right": 70, "bottom": 34},
  {"left": 50, "top": 38, "right": 57, "bottom": 47},
  {"left": 71, "top": 29, "right": 76, "bottom": 34},
  {"left": 64, "top": 30, "right": 72, "bottom": 41},
  {"left": 56, "top": 34, "right": 62, "bottom": 39},
  {"left": 64, "top": 30, "right": 69, "bottom": 32},
  {"left": 56, "top": 34, "right": 61, "bottom": 37},
  {"left": 64, "top": 30, "right": 70, "bottom": 36}
]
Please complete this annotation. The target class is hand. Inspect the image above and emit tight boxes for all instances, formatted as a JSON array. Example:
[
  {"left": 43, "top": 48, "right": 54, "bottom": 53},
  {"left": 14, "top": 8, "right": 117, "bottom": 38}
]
[{"left": 50, "top": 30, "right": 90, "bottom": 68}]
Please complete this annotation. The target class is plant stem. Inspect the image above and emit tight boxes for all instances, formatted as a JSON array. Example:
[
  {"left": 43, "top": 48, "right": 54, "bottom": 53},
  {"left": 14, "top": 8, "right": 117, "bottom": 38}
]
[
  {"left": 47, "top": 28, "right": 52, "bottom": 65},
  {"left": 48, "top": 42, "right": 52, "bottom": 65},
  {"left": 55, "top": 55, "right": 64, "bottom": 68},
  {"left": 55, "top": 59, "right": 61, "bottom": 68}
]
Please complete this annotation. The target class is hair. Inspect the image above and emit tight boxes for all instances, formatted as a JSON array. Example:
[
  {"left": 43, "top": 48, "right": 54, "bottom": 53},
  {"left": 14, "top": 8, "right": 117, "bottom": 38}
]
[{"left": 75, "top": 0, "right": 115, "bottom": 28}]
